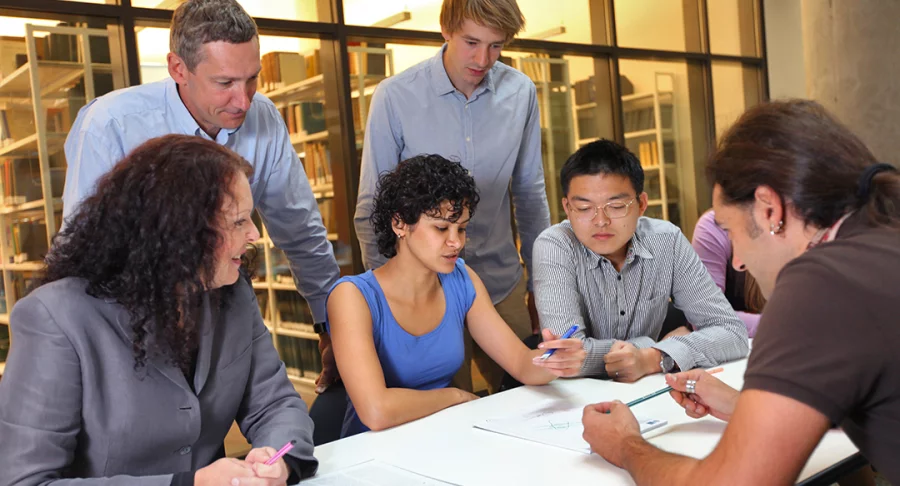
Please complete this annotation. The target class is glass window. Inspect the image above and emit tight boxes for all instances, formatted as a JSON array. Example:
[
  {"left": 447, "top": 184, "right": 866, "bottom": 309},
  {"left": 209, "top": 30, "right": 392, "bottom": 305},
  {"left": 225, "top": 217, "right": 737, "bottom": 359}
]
[
  {"left": 342, "top": 0, "right": 606, "bottom": 45},
  {"left": 712, "top": 62, "right": 762, "bottom": 139},
  {"left": 614, "top": 0, "right": 705, "bottom": 52},
  {"left": 348, "top": 40, "right": 614, "bottom": 224},
  {"left": 618, "top": 59, "right": 710, "bottom": 234},
  {"left": 708, "top": 0, "right": 760, "bottom": 56},
  {"left": 0, "top": 15, "right": 123, "bottom": 308},
  {"left": 130, "top": 0, "right": 321, "bottom": 23}
]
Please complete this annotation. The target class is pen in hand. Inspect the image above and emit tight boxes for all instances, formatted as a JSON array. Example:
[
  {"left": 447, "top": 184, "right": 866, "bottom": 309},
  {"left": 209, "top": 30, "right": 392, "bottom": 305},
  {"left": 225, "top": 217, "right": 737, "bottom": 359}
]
[
  {"left": 539, "top": 324, "right": 579, "bottom": 361},
  {"left": 264, "top": 440, "right": 296, "bottom": 466}
]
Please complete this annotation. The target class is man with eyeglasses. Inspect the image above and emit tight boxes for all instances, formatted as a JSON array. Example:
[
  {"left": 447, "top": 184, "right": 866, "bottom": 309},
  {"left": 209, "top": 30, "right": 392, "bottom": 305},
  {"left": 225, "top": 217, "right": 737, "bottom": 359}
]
[{"left": 533, "top": 140, "right": 748, "bottom": 382}]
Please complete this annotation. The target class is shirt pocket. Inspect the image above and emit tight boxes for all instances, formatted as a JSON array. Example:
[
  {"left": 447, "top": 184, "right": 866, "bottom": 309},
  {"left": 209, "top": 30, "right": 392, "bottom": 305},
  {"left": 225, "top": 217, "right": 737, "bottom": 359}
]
[{"left": 636, "top": 294, "right": 671, "bottom": 339}]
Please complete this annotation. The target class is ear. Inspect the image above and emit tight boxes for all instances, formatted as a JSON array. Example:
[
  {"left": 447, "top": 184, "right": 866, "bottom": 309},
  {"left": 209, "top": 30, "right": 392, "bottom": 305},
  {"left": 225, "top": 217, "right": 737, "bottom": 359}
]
[
  {"left": 753, "top": 185, "right": 784, "bottom": 233},
  {"left": 561, "top": 197, "right": 572, "bottom": 220},
  {"left": 637, "top": 192, "right": 649, "bottom": 217},
  {"left": 167, "top": 52, "right": 189, "bottom": 85},
  {"left": 391, "top": 214, "right": 407, "bottom": 238},
  {"left": 441, "top": 27, "right": 452, "bottom": 43}
]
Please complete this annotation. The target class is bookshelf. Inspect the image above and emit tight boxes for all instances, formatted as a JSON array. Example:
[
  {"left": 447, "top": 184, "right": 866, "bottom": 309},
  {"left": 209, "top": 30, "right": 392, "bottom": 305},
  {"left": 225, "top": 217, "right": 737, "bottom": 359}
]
[
  {"left": 575, "top": 72, "right": 682, "bottom": 226},
  {"left": 0, "top": 23, "right": 118, "bottom": 376},
  {"left": 256, "top": 45, "right": 394, "bottom": 388},
  {"left": 514, "top": 55, "right": 575, "bottom": 224}
]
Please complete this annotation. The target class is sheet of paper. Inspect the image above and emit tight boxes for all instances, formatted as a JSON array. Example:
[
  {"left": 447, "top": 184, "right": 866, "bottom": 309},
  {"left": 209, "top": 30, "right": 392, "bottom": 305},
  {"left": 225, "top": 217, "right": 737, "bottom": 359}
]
[
  {"left": 473, "top": 399, "right": 667, "bottom": 454},
  {"left": 300, "top": 460, "right": 458, "bottom": 485}
]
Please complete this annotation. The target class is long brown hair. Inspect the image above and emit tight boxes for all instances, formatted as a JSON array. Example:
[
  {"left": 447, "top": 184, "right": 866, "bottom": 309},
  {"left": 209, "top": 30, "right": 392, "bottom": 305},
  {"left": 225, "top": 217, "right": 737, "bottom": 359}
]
[
  {"left": 743, "top": 272, "right": 766, "bottom": 314},
  {"left": 44, "top": 134, "right": 253, "bottom": 372},
  {"left": 709, "top": 99, "right": 900, "bottom": 230}
]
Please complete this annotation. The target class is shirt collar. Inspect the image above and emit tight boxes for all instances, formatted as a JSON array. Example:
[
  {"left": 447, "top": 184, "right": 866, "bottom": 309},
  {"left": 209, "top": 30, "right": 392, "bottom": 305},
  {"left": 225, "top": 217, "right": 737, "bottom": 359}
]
[
  {"left": 165, "top": 77, "right": 240, "bottom": 143},
  {"left": 429, "top": 44, "right": 497, "bottom": 98}
]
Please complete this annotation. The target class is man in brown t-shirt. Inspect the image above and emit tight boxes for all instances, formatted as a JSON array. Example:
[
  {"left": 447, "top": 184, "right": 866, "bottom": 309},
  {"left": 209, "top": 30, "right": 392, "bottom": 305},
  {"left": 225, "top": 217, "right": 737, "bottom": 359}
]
[{"left": 583, "top": 174, "right": 900, "bottom": 485}]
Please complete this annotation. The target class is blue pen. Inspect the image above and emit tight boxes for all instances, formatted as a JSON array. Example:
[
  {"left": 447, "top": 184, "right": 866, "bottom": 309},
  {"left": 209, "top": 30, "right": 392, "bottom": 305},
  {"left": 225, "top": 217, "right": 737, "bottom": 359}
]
[{"left": 539, "top": 324, "right": 579, "bottom": 360}]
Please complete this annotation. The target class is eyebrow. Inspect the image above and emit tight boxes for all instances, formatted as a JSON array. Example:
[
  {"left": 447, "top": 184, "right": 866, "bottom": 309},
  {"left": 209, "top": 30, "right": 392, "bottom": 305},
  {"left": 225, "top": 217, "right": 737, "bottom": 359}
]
[
  {"left": 462, "top": 35, "right": 505, "bottom": 45},
  {"left": 214, "top": 68, "right": 262, "bottom": 82}
]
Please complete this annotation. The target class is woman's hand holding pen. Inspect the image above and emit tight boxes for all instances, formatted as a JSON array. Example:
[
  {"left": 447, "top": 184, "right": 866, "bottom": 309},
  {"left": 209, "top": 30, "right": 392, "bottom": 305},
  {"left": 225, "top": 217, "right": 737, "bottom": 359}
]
[
  {"left": 667, "top": 369, "right": 740, "bottom": 422},
  {"left": 532, "top": 327, "right": 585, "bottom": 377}
]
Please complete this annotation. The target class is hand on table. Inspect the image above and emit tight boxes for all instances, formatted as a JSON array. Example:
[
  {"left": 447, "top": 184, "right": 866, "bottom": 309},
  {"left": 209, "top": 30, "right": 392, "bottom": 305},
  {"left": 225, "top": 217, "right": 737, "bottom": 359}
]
[
  {"left": 604, "top": 341, "right": 658, "bottom": 383},
  {"left": 532, "top": 328, "right": 585, "bottom": 377},
  {"left": 194, "top": 458, "right": 254, "bottom": 486},
  {"left": 581, "top": 400, "right": 642, "bottom": 468},
  {"left": 236, "top": 446, "right": 290, "bottom": 486},
  {"left": 315, "top": 333, "right": 339, "bottom": 394},
  {"left": 667, "top": 369, "right": 740, "bottom": 422}
]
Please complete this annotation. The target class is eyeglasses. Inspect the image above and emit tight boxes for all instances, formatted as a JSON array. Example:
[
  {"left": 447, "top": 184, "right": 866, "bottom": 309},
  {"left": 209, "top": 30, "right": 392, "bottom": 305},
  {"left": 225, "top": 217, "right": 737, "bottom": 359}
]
[{"left": 569, "top": 198, "right": 637, "bottom": 221}]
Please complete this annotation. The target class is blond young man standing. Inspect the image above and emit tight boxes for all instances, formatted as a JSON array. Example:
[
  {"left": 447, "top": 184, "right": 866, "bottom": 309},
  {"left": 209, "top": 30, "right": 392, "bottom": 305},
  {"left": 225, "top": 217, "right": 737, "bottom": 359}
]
[{"left": 353, "top": 0, "right": 551, "bottom": 394}]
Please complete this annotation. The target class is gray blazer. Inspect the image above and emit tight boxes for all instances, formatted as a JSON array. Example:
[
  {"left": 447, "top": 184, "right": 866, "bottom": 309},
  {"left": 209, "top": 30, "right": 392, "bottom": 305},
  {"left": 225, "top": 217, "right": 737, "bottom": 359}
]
[{"left": 0, "top": 277, "right": 317, "bottom": 485}]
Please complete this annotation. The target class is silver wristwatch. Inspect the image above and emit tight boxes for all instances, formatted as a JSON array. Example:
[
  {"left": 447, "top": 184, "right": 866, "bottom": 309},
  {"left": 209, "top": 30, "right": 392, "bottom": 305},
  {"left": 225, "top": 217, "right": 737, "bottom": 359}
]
[{"left": 659, "top": 351, "right": 676, "bottom": 373}]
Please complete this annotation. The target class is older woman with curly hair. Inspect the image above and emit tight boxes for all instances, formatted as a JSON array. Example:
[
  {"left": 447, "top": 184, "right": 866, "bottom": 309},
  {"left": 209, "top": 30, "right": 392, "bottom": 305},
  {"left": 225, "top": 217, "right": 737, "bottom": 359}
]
[
  {"left": 0, "top": 135, "right": 316, "bottom": 485},
  {"left": 326, "top": 154, "right": 586, "bottom": 438}
]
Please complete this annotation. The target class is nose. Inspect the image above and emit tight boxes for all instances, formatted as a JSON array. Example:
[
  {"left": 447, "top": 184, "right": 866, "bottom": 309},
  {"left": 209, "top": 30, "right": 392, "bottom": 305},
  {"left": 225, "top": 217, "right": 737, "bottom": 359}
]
[
  {"left": 234, "top": 86, "right": 251, "bottom": 112},
  {"left": 248, "top": 223, "right": 261, "bottom": 243},
  {"left": 474, "top": 46, "right": 489, "bottom": 68},
  {"left": 731, "top": 253, "right": 746, "bottom": 271},
  {"left": 591, "top": 208, "right": 610, "bottom": 227},
  {"left": 447, "top": 230, "right": 462, "bottom": 249}
]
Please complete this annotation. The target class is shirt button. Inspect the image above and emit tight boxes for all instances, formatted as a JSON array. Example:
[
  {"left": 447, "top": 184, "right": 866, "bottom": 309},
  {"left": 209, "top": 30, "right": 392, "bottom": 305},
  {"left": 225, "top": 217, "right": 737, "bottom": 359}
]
[
  {"left": 617, "top": 275, "right": 622, "bottom": 281},
  {"left": 466, "top": 137, "right": 471, "bottom": 142},
  {"left": 178, "top": 446, "right": 192, "bottom": 455},
  {"left": 619, "top": 311, "right": 625, "bottom": 316}
]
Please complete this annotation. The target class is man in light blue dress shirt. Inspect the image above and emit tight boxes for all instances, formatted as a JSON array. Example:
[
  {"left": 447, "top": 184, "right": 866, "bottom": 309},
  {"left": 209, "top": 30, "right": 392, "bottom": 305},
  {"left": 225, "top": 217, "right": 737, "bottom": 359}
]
[
  {"left": 62, "top": 0, "right": 340, "bottom": 376},
  {"left": 353, "top": 0, "right": 552, "bottom": 394}
]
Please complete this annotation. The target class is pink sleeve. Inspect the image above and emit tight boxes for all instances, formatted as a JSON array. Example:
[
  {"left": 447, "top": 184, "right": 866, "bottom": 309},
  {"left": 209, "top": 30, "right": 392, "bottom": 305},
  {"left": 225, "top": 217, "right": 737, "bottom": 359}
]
[
  {"left": 739, "top": 311, "right": 762, "bottom": 338},
  {"left": 690, "top": 211, "right": 731, "bottom": 292}
]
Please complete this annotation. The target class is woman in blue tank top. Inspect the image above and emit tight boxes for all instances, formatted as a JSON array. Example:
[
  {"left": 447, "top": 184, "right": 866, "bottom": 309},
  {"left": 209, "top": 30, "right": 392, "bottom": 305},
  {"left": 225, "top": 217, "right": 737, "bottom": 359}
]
[{"left": 326, "top": 155, "right": 586, "bottom": 437}]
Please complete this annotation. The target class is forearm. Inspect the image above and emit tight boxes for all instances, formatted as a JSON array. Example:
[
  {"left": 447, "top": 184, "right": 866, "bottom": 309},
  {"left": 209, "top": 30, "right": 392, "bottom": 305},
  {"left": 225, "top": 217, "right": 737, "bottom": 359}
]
[
  {"left": 510, "top": 348, "right": 557, "bottom": 385},
  {"left": 621, "top": 436, "right": 703, "bottom": 486},
  {"left": 360, "top": 387, "right": 469, "bottom": 431}
]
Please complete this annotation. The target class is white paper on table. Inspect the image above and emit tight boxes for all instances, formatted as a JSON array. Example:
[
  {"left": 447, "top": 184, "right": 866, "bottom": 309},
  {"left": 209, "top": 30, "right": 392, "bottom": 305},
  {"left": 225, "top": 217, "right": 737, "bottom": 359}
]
[
  {"left": 300, "top": 459, "right": 459, "bottom": 485},
  {"left": 473, "top": 399, "right": 667, "bottom": 454}
]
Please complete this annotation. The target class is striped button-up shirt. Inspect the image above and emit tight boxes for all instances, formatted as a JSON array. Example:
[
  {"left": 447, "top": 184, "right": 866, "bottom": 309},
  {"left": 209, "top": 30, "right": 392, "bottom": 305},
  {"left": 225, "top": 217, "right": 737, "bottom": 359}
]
[{"left": 534, "top": 217, "right": 749, "bottom": 376}]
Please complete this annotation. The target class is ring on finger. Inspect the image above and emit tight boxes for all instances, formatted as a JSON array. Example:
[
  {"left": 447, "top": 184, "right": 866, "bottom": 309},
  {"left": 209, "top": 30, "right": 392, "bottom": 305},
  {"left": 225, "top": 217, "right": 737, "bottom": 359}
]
[{"left": 685, "top": 379, "right": 697, "bottom": 394}]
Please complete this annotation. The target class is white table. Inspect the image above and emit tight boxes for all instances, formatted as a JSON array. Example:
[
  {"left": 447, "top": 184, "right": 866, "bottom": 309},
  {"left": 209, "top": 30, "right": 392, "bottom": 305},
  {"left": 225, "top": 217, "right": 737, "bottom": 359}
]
[{"left": 313, "top": 358, "right": 859, "bottom": 485}]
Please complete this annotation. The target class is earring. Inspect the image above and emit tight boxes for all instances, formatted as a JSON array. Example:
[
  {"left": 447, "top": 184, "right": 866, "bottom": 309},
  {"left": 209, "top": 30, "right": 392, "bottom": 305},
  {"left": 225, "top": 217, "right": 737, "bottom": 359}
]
[{"left": 769, "top": 220, "right": 784, "bottom": 235}]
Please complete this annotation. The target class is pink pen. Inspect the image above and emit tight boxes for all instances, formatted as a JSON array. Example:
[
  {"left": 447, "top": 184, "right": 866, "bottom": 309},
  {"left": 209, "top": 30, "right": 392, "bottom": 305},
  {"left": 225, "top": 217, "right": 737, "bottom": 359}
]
[{"left": 264, "top": 440, "right": 296, "bottom": 466}]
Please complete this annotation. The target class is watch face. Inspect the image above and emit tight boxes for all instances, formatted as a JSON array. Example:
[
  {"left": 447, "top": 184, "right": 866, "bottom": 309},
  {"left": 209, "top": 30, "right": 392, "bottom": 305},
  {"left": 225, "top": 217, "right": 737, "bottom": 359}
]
[{"left": 662, "top": 355, "right": 675, "bottom": 372}]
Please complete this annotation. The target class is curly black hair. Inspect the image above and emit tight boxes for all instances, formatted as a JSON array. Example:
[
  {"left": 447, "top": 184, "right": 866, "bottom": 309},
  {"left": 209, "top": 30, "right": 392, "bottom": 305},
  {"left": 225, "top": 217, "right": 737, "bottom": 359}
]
[
  {"left": 43, "top": 134, "right": 254, "bottom": 372},
  {"left": 371, "top": 154, "right": 480, "bottom": 258}
]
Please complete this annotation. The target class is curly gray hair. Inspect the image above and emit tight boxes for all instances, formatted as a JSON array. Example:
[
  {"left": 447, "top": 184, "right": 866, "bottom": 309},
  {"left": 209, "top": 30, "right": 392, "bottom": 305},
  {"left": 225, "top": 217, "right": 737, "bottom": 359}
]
[{"left": 170, "top": 0, "right": 258, "bottom": 71}]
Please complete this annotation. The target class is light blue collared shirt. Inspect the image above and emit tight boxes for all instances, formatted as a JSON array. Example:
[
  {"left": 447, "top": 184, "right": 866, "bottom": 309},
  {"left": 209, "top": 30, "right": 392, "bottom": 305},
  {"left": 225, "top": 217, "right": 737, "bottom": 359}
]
[
  {"left": 62, "top": 78, "right": 339, "bottom": 321},
  {"left": 354, "top": 45, "right": 551, "bottom": 303}
]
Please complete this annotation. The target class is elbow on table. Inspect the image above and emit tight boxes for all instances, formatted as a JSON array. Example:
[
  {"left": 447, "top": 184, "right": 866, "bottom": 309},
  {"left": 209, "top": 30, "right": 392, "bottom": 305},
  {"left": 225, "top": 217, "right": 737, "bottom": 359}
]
[{"left": 357, "top": 403, "right": 395, "bottom": 432}]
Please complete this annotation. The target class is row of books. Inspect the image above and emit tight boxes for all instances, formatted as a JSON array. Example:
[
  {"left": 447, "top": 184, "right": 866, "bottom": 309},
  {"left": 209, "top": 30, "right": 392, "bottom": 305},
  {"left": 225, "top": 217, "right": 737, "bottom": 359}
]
[
  {"left": 259, "top": 50, "right": 322, "bottom": 93},
  {"left": 275, "top": 289, "right": 315, "bottom": 325},
  {"left": 637, "top": 141, "right": 663, "bottom": 167},
  {"left": 278, "top": 102, "right": 326, "bottom": 138},
  {"left": 303, "top": 142, "right": 332, "bottom": 188},
  {"left": 277, "top": 334, "right": 322, "bottom": 380},
  {"left": 623, "top": 105, "right": 674, "bottom": 133}
]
